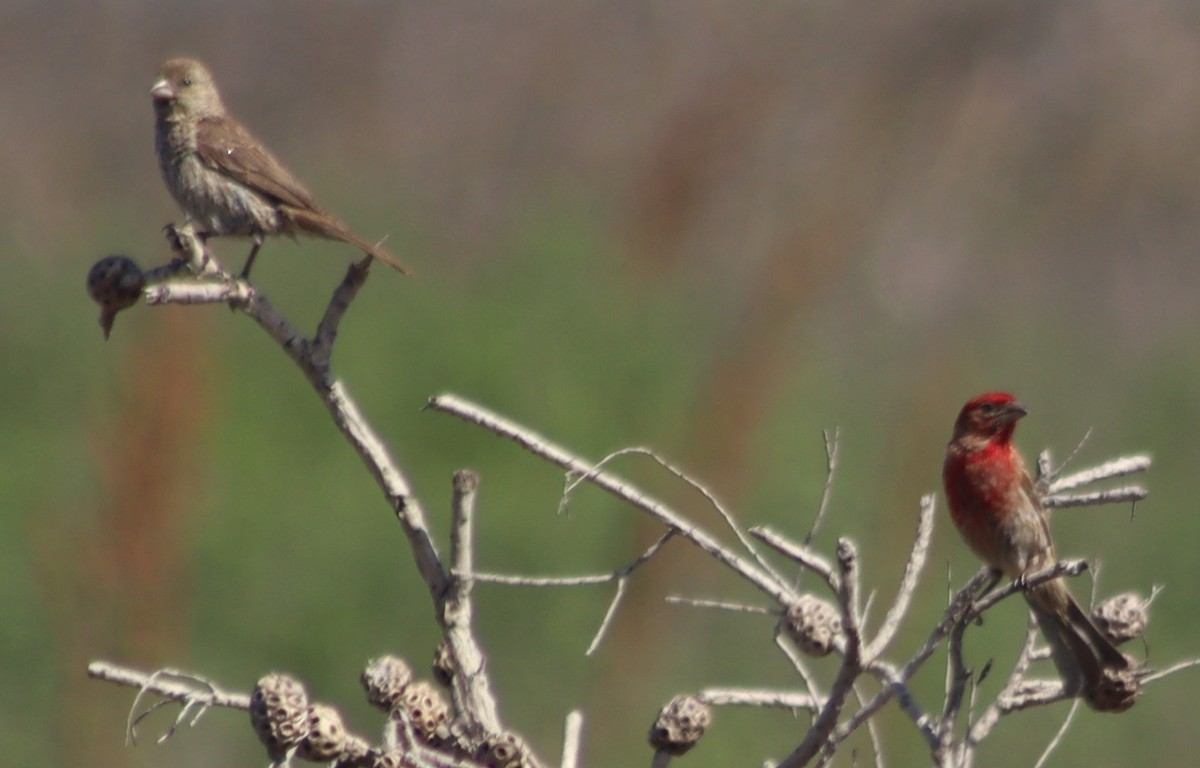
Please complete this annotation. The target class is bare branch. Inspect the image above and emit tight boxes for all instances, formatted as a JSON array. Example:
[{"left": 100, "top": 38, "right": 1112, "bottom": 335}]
[
  {"left": 750, "top": 526, "right": 838, "bottom": 594},
  {"left": 853, "top": 681, "right": 886, "bottom": 768},
  {"left": 427, "top": 394, "right": 794, "bottom": 604},
  {"left": 471, "top": 572, "right": 621, "bottom": 587},
  {"left": 469, "top": 532, "right": 675, "bottom": 657},
  {"left": 564, "top": 446, "right": 792, "bottom": 600},
  {"left": 804, "top": 428, "right": 841, "bottom": 547},
  {"left": 997, "top": 679, "right": 1067, "bottom": 712},
  {"left": 1035, "top": 428, "right": 1094, "bottom": 489},
  {"left": 1046, "top": 455, "right": 1151, "bottom": 494},
  {"left": 871, "top": 658, "right": 938, "bottom": 751},
  {"left": 154, "top": 225, "right": 450, "bottom": 600},
  {"left": 1140, "top": 657, "right": 1200, "bottom": 684},
  {"left": 822, "top": 568, "right": 993, "bottom": 754},
  {"left": 89, "top": 661, "right": 249, "bottom": 747},
  {"left": 940, "top": 605, "right": 973, "bottom": 741},
  {"left": 1043, "top": 486, "right": 1147, "bottom": 509},
  {"left": 450, "top": 469, "right": 480, "bottom": 591},
  {"left": 443, "top": 469, "right": 503, "bottom": 737},
  {"left": 665, "top": 595, "right": 775, "bottom": 616},
  {"left": 310, "top": 255, "right": 374, "bottom": 367},
  {"left": 1032, "top": 699, "right": 1081, "bottom": 768},
  {"left": 561, "top": 710, "right": 584, "bottom": 768},
  {"left": 865, "top": 494, "right": 937, "bottom": 661},
  {"left": 966, "top": 614, "right": 1040, "bottom": 745},
  {"left": 971, "top": 560, "right": 1090, "bottom": 615},
  {"left": 145, "top": 279, "right": 255, "bottom": 305},
  {"left": 946, "top": 558, "right": 1092, "bottom": 737},
  {"left": 586, "top": 577, "right": 631, "bottom": 656},
  {"left": 778, "top": 541, "right": 864, "bottom": 768},
  {"left": 88, "top": 661, "right": 249, "bottom": 710},
  {"left": 696, "top": 688, "right": 818, "bottom": 711},
  {"left": 770, "top": 632, "right": 825, "bottom": 711}
]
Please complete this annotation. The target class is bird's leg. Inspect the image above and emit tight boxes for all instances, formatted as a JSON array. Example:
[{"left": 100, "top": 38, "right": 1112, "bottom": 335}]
[
  {"left": 968, "top": 568, "right": 1004, "bottom": 625},
  {"left": 162, "top": 224, "right": 218, "bottom": 274},
  {"left": 239, "top": 233, "right": 264, "bottom": 279},
  {"left": 977, "top": 568, "right": 1004, "bottom": 599}
]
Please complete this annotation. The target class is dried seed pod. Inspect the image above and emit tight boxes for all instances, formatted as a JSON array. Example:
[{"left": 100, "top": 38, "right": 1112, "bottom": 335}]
[
  {"left": 391, "top": 680, "right": 450, "bottom": 744},
  {"left": 780, "top": 594, "right": 842, "bottom": 657},
  {"left": 362, "top": 655, "right": 413, "bottom": 712},
  {"left": 339, "top": 734, "right": 373, "bottom": 765},
  {"left": 648, "top": 694, "right": 711, "bottom": 756},
  {"left": 480, "top": 730, "right": 533, "bottom": 768},
  {"left": 297, "top": 703, "right": 347, "bottom": 761},
  {"left": 1087, "top": 664, "right": 1142, "bottom": 713},
  {"left": 86, "top": 255, "right": 146, "bottom": 339},
  {"left": 249, "top": 673, "right": 310, "bottom": 760},
  {"left": 1092, "top": 592, "right": 1150, "bottom": 645},
  {"left": 87, "top": 255, "right": 145, "bottom": 308},
  {"left": 372, "top": 749, "right": 421, "bottom": 768}
]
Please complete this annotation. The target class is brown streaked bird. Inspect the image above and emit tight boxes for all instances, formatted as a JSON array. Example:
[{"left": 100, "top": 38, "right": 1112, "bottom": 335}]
[{"left": 151, "top": 57, "right": 409, "bottom": 277}]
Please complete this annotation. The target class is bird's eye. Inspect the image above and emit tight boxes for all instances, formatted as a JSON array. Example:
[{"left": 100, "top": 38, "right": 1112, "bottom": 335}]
[
  {"left": 978, "top": 402, "right": 997, "bottom": 414},
  {"left": 181, "top": 77, "right": 192, "bottom": 87}
]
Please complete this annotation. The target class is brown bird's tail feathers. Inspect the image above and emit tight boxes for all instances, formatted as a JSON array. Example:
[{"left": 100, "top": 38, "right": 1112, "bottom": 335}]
[
  {"left": 1026, "top": 580, "right": 1142, "bottom": 712},
  {"left": 285, "top": 206, "right": 411, "bottom": 275}
]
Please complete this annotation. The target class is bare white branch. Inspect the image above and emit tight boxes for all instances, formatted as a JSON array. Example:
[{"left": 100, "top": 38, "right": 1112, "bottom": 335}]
[
  {"left": 1140, "top": 657, "right": 1200, "bottom": 684},
  {"left": 561, "top": 710, "right": 584, "bottom": 768},
  {"left": 89, "top": 661, "right": 249, "bottom": 748},
  {"left": 853, "top": 681, "right": 886, "bottom": 768},
  {"left": 750, "top": 526, "right": 838, "bottom": 594},
  {"left": 471, "top": 572, "right": 620, "bottom": 587},
  {"left": 1032, "top": 699, "right": 1081, "bottom": 768},
  {"left": 778, "top": 541, "right": 864, "bottom": 768},
  {"left": 468, "top": 531, "right": 675, "bottom": 656},
  {"left": 1043, "top": 486, "right": 1147, "bottom": 509},
  {"left": 145, "top": 279, "right": 255, "bottom": 305},
  {"left": 665, "top": 595, "right": 775, "bottom": 615},
  {"left": 997, "top": 679, "right": 1067, "bottom": 711},
  {"left": 427, "top": 394, "right": 794, "bottom": 604},
  {"left": 89, "top": 661, "right": 249, "bottom": 710},
  {"left": 443, "top": 469, "right": 504, "bottom": 737},
  {"left": 865, "top": 494, "right": 937, "bottom": 661},
  {"left": 151, "top": 225, "right": 450, "bottom": 599},
  {"left": 803, "top": 428, "right": 841, "bottom": 548},
  {"left": 564, "top": 446, "right": 792, "bottom": 598},
  {"left": 696, "top": 688, "right": 818, "bottom": 711},
  {"left": 586, "top": 577, "right": 631, "bottom": 656},
  {"left": 966, "top": 613, "right": 1040, "bottom": 746},
  {"left": 774, "top": 632, "right": 825, "bottom": 704},
  {"left": 1047, "top": 455, "right": 1151, "bottom": 494}
]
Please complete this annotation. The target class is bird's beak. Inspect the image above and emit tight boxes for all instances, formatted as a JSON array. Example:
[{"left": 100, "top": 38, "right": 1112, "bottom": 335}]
[
  {"left": 150, "top": 78, "right": 174, "bottom": 102},
  {"left": 1003, "top": 401, "right": 1028, "bottom": 421}
]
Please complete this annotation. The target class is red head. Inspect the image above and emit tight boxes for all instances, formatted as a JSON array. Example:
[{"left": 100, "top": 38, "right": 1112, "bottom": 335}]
[{"left": 951, "top": 392, "right": 1028, "bottom": 444}]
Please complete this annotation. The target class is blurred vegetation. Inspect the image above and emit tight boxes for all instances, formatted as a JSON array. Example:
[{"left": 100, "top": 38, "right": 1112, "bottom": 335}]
[{"left": 2, "top": 1, "right": 1199, "bottom": 766}]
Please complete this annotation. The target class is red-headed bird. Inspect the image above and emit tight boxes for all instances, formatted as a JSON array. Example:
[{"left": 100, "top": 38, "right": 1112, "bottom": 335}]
[{"left": 943, "top": 392, "right": 1139, "bottom": 712}]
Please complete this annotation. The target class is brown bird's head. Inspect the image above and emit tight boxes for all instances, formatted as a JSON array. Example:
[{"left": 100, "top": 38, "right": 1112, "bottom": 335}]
[
  {"left": 951, "top": 391, "right": 1027, "bottom": 444},
  {"left": 151, "top": 58, "right": 224, "bottom": 120}
]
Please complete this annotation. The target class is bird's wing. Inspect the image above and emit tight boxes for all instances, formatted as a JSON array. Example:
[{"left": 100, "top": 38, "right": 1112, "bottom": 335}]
[
  {"left": 195, "top": 115, "right": 319, "bottom": 211},
  {"left": 1023, "top": 465, "right": 1055, "bottom": 528}
]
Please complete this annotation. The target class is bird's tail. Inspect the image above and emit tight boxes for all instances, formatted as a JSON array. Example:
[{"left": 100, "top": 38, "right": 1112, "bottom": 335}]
[
  {"left": 1026, "top": 579, "right": 1141, "bottom": 712},
  {"left": 287, "top": 207, "right": 412, "bottom": 275}
]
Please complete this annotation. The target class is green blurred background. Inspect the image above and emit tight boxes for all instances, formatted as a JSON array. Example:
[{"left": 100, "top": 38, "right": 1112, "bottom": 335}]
[{"left": 3, "top": 1, "right": 1198, "bottom": 765}]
